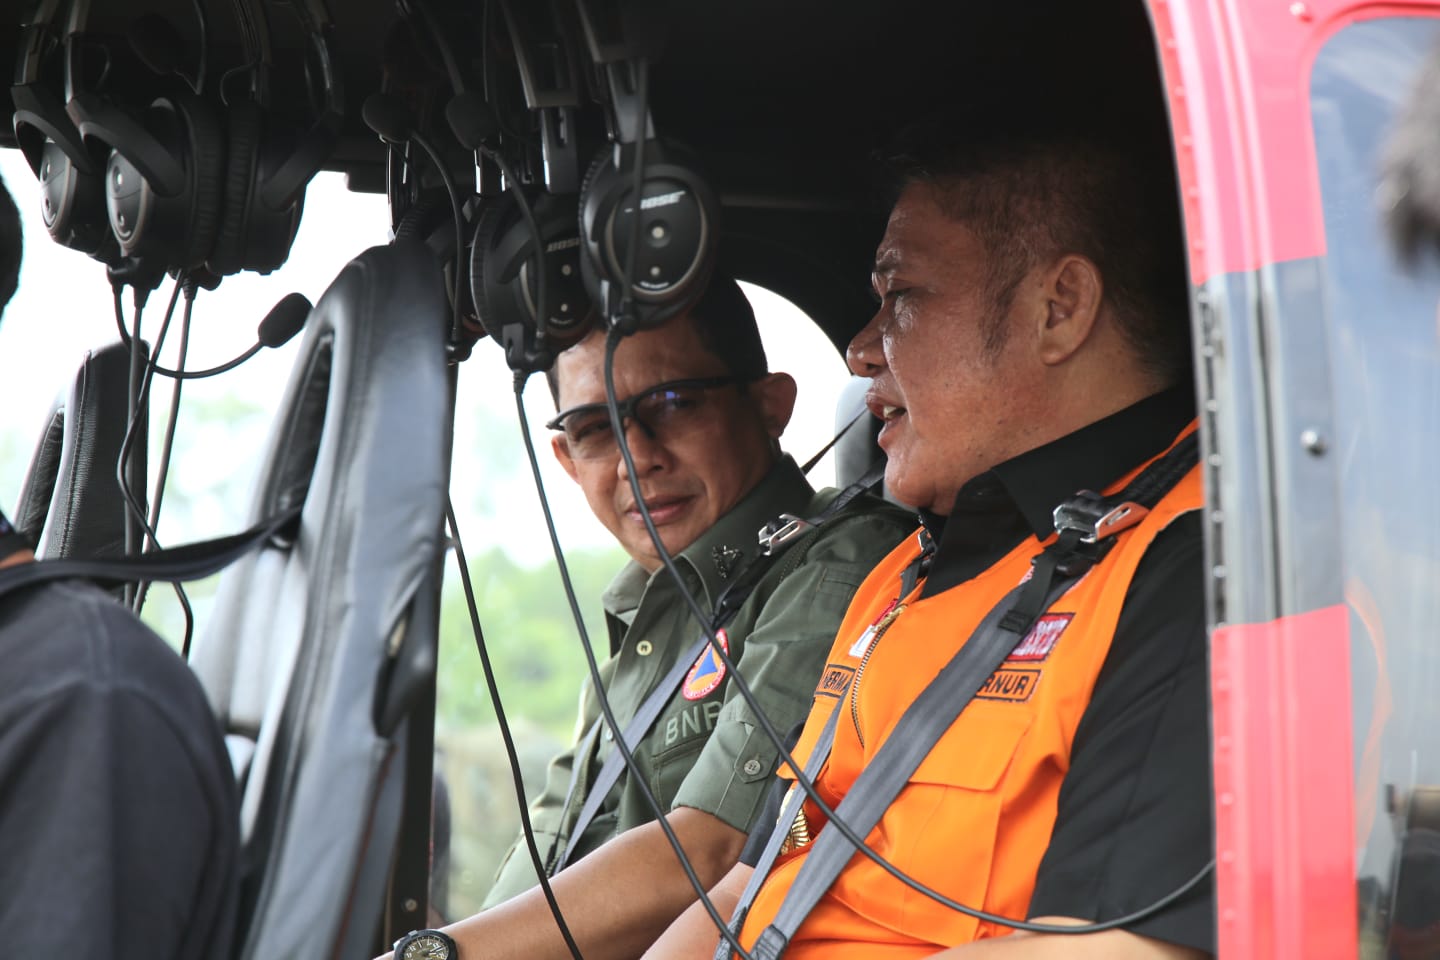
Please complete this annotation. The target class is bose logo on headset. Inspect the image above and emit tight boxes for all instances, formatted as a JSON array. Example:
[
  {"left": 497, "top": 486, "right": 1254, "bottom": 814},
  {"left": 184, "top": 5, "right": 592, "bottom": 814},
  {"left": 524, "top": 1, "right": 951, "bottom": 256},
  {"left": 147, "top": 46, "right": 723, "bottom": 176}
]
[
  {"left": 545, "top": 237, "right": 582, "bottom": 253},
  {"left": 638, "top": 189, "right": 687, "bottom": 211}
]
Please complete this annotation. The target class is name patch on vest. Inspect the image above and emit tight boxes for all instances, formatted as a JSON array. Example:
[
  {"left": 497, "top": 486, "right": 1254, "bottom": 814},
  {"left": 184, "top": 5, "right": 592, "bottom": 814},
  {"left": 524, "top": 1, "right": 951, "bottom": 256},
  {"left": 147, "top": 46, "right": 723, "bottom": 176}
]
[
  {"left": 976, "top": 667, "right": 1042, "bottom": 702},
  {"left": 814, "top": 663, "right": 856, "bottom": 700},
  {"left": 1007, "top": 613, "right": 1072, "bottom": 662}
]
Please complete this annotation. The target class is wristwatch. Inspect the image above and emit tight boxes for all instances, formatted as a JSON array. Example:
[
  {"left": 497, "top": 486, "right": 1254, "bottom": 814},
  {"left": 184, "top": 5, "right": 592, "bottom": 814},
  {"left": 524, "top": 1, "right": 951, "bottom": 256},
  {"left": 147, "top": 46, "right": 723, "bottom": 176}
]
[{"left": 392, "top": 929, "right": 458, "bottom": 960}]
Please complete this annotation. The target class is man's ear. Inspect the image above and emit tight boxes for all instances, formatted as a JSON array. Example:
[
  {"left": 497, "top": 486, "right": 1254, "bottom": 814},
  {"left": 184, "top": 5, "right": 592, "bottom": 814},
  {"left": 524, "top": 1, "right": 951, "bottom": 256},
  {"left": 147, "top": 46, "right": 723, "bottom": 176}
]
[
  {"left": 750, "top": 372, "right": 798, "bottom": 440},
  {"left": 1037, "top": 253, "right": 1104, "bottom": 366},
  {"left": 552, "top": 432, "right": 581, "bottom": 482}
]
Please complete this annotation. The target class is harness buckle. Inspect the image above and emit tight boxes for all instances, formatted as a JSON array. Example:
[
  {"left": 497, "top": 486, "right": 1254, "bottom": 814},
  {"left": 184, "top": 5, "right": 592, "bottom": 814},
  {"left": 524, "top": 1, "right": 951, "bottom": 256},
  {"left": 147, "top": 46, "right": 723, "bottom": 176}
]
[
  {"left": 758, "top": 513, "right": 812, "bottom": 556},
  {"left": 1052, "top": 491, "right": 1149, "bottom": 544}
]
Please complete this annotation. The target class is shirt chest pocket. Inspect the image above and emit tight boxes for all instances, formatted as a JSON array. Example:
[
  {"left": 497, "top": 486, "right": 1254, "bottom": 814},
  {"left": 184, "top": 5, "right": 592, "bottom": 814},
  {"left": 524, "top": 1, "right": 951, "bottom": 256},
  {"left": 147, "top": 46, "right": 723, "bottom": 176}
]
[{"left": 833, "top": 710, "right": 1033, "bottom": 945}]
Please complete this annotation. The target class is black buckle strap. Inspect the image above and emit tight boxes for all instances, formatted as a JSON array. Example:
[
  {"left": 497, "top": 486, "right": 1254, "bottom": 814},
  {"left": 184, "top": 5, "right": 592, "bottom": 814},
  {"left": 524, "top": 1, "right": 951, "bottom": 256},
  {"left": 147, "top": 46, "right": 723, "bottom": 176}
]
[
  {"left": 999, "top": 432, "right": 1199, "bottom": 638},
  {"left": 0, "top": 505, "right": 302, "bottom": 603}
]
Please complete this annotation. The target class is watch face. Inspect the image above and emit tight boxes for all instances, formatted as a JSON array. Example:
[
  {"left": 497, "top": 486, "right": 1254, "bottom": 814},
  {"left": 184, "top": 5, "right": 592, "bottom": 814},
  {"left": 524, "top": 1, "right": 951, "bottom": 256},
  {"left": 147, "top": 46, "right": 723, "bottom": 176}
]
[{"left": 401, "top": 933, "right": 452, "bottom": 960}]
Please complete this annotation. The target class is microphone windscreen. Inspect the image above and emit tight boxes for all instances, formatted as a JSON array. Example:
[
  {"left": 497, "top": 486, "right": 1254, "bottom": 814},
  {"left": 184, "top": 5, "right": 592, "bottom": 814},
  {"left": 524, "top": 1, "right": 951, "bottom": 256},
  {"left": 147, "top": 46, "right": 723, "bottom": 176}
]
[
  {"left": 256, "top": 293, "right": 313, "bottom": 348},
  {"left": 445, "top": 93, "right": 500, "bottom": 151},
  {"left": 362, "top": 94, "right": 413, "bottom": 144}
]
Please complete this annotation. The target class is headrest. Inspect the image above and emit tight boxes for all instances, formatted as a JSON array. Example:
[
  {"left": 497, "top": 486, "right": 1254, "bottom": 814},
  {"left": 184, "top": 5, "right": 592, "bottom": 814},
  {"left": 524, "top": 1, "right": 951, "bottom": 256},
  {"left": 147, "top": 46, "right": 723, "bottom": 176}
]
[
  {"left": 834, "top": 374, "right": 907, "bottom": 506},
  {"left": 13, "top": 341, "right": 145, "bottom": 561}
]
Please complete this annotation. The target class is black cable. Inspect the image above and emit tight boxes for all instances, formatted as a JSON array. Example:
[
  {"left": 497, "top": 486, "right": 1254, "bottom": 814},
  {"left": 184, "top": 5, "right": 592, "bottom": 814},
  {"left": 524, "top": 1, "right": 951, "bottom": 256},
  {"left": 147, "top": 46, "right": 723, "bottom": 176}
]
[
  {"left": 601, "top": 328, "right": 1214, "bottom": 936},
  {"left": 114, "top": 278, "right": 194, "bottom": 636},
  {"left": 136, "top": 281, "right": 197, "bottom": 655},
  {"left": 615, "top": 60, "right": 648, "bottom": 327},
  {"left": 511, "top": 376, "right": 756, "bottom": 960},
  {"left": 119, "top": 283, "right": 150, "bottom": 606},
  {"left": 190, "top": 0, "right": 208, "bottom": 95},
  {"left": 407, "top": 132, "right": 466, "bottom": 346},
  {"left": 444, "top": 497, "right": 586, "bottom": 960},
  {"left": 111, "top": 310, "right": 263, "bottom": 380}
]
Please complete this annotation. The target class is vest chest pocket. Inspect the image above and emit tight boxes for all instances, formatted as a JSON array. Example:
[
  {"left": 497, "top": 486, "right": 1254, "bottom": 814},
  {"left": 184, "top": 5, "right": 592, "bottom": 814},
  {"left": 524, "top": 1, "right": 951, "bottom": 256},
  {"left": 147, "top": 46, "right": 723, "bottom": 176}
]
[
  {"left": 834, "top": 710, "right": 1033, "bottom": 947},
  {"left": 907, "top": 709, "right": 1032, "bottom": 789}
]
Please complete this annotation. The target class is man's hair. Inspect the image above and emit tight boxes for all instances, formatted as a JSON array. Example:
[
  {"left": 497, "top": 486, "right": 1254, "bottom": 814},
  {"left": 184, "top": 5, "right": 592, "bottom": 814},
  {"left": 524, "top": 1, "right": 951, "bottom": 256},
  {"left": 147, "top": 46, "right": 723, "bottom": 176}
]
[
  {"left": 880, "top": 120, "right": 1193, "bottom": 384},
  {"left": 546, "top": 275, "right": 769, "bottom": 403},
  {"left": 1383, "top": 45, "right": 1440, "bottom": 264},
  {"left": 0, "top": 174, "right": 23, "bottom": 321}
]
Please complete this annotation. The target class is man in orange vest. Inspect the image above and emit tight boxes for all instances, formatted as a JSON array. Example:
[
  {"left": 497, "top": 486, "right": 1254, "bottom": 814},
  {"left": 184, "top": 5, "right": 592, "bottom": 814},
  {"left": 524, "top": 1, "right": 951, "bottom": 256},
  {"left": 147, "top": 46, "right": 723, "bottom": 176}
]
[{"left": 645, "top": 121, "right": 1213, "bottom": 959}]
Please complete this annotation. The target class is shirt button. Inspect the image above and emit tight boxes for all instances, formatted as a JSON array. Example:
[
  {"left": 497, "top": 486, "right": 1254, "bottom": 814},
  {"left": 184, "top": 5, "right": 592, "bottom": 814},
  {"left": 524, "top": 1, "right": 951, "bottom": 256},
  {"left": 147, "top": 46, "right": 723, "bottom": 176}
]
[
  {"left": 636, "top": 640, "right": 654, "bottom": 656},
  {"left": 743, "top": 758, "right": 763, "bottom": 776}
]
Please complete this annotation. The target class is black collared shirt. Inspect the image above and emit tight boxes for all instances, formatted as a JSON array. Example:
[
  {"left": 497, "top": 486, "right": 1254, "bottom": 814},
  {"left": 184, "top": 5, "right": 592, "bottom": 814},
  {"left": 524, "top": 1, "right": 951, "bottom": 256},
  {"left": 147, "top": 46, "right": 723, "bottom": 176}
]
[
  {"left": 742, "top": 388, "right": 1213, "bottom": 953},
  {"left": 922, "top": 386, "right": 1213, "bottom": 952}
]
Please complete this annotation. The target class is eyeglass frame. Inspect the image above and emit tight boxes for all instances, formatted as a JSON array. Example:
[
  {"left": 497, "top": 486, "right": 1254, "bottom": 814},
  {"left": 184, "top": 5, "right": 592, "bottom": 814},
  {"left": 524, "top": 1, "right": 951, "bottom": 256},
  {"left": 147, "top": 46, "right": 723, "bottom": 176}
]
[{"left": 545, "top": 375, "right": 753, "bottom": 456}]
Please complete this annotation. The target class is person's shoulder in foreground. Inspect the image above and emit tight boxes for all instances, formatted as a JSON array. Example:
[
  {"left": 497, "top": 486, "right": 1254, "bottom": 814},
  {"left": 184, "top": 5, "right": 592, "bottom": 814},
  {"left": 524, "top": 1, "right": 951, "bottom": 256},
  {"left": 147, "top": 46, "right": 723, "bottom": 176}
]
[{"left": 0, "top": 572, "right": 240, "bottom": 956}]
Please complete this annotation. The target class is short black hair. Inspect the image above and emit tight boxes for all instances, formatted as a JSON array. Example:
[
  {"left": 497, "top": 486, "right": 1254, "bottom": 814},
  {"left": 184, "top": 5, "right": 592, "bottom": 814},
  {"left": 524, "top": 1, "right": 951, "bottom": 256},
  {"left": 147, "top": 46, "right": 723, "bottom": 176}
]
[
  {"left": 1383, "top": 45, "right": 1440, "bottom": 264},
  {"left": 0, "top": 174, "right": 23, "bottom": 322},
  {"left": 880, "top": 119, "right": 1193, "bottom": 385},
  {"left": 546, "top": 274, "right": 769, "bottom": 404}
]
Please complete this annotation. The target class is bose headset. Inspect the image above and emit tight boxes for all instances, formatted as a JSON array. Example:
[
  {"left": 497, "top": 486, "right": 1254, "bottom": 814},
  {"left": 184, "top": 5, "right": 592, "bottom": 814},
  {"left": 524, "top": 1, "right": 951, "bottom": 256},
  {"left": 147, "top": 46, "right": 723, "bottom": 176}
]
[
  {"left": 11, "top": 0, "right": 341, "bottom": 282},
  {"left": 574, "top": 0, "right": 719, "bottom": 336}
]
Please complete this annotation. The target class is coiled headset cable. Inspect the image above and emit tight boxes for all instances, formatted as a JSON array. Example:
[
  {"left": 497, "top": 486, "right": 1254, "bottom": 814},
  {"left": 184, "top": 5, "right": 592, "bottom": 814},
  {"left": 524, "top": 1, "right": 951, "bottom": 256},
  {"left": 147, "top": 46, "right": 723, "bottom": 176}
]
[{"left": 112, "top": 275, "right": 196, "bottom": 650}]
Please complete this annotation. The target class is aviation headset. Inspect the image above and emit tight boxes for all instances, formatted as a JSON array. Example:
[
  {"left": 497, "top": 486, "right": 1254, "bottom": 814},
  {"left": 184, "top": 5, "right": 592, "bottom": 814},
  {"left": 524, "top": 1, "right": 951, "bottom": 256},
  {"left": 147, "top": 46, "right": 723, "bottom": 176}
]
[
  {"left": 205, "top": 0, "right": 344, "bottom": 276},
  {"left": 384, "top": 0, "right": 594, "bottom": 372},
  {"left": 576, "top": 56, "right": 719, "bottom": 334},
  {"left": 12, "top": 0, "right": 123, "bottom": 265},
  {"left": 469, "top": 187, "right": 591, "bottom": 370},
  {"left": 12, "top": 0, "right": 340, "bottom": 280}
]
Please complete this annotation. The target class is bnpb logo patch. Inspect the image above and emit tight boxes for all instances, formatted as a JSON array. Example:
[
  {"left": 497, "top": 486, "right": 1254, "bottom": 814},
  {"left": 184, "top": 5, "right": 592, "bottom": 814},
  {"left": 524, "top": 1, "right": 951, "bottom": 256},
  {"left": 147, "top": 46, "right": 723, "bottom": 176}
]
[
  {"left": 682, "top": 629, "right": 730, "bottom": 701},
  {"left": 1007, "top": 613, "right": 1072, "bottom": 662}
]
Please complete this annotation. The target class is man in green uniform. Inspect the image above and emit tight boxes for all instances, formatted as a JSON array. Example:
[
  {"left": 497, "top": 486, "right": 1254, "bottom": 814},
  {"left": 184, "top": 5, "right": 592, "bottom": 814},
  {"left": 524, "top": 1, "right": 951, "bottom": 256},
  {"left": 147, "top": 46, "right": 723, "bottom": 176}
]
[{"left": 452, "top": 277, "right": 911, "bottom": 959}]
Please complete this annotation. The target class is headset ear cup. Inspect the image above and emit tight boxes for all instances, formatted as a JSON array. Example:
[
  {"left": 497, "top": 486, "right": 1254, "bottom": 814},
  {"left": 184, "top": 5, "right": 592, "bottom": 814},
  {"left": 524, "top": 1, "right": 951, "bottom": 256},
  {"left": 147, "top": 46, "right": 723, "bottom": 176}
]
[
  {"left": 527, "top": 191, "right": 591, "bottom": 349},
  {"left": 106, "top": 90, "right": 225, "bottom": 272},
  {"left": 578, "top": 149, "right": 618, "bottom": 309},
  {"left": 577, "top": 140, "right": 719, "bottom": 331},
  {"left": 182, "top": 90, "right": 225, "bottom": 269},
  {"left": 470, "top": 195, "right": 517, "bottom": 345},
  {"left": 36, "top": 139, "right": 119, "bottom": 262},
  {"left": 208, "top": 98, "right": 262, "bottom": 277}
]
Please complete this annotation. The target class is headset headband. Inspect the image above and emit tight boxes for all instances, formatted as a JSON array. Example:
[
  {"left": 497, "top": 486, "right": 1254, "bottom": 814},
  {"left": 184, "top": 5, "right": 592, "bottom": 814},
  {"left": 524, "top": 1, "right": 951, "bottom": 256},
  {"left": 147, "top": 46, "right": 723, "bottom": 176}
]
[
  {"left": 11, "top": 0, "right": 90, "bottom": 175},
  {"left": 253, "top": 0, "right": 344, "bottom": 212}
]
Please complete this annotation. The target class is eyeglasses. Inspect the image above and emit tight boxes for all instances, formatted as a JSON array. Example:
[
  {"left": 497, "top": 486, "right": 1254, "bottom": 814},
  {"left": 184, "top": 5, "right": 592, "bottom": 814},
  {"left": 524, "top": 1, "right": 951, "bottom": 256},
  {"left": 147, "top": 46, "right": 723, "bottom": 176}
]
[{"left": 546, "top": 376, "right": 746, "bottom": 460}]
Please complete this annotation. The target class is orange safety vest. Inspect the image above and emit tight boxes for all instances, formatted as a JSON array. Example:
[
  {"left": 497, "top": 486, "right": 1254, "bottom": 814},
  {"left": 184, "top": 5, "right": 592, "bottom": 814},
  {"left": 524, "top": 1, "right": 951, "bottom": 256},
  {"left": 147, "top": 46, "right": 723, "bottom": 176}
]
[{"left": 737, "top": 424, "right": 1203, "bottom": 959}]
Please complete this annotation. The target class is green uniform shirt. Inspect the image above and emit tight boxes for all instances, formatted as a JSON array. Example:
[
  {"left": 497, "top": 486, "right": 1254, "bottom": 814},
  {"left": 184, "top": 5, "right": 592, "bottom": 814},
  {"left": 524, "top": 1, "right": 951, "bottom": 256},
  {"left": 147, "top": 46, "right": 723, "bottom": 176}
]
[{"left": 483, "top": 456, "right": 911, "bottom": 905}]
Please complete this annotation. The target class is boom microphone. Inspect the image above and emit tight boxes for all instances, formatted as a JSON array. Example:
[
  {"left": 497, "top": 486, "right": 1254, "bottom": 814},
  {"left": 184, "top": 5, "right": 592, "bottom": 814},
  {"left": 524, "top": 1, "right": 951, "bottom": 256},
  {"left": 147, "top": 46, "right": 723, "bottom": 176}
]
[{"left": 256, "top": 292, "right": 312, "bottom": 348}]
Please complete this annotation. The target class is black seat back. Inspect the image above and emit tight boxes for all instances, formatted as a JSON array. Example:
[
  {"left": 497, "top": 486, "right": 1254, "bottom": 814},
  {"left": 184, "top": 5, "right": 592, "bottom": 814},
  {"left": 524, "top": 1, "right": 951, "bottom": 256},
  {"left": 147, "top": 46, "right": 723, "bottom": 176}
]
[
  {"left": 188, "top": 241, "right": 453, "bottom": 958},
  {"left": 13, "top": 340, "right": 143, "bottom": 560}
]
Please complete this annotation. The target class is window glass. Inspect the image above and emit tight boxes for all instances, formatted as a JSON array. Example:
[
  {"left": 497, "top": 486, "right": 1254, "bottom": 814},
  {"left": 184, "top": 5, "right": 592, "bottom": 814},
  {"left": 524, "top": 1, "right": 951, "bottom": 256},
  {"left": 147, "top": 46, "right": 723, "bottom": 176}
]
[{"left": 1310, "top": 18, "right": 1440, "bottom": 956}]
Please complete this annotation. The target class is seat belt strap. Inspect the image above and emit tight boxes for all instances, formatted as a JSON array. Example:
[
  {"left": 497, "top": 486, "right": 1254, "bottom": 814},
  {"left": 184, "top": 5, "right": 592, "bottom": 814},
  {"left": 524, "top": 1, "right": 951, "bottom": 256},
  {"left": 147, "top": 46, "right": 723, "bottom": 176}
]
[
  {"left": 749, "top": 569, "right": 1080, "bottom": 960},
  {"left": 556, "top": 629, "right": 713, "bottom": 870},
  {"left": 0, "top": 505, "right": 302, "bottom": 603},
  {"left": 711, "top": 699, "right": 846, "bottom": 960},
  {"left": 554, "top": 464, "right": 888, "bottom": 873},
  {"left": 732, "top": 432, "right": 1199, "bottom": 958}
]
